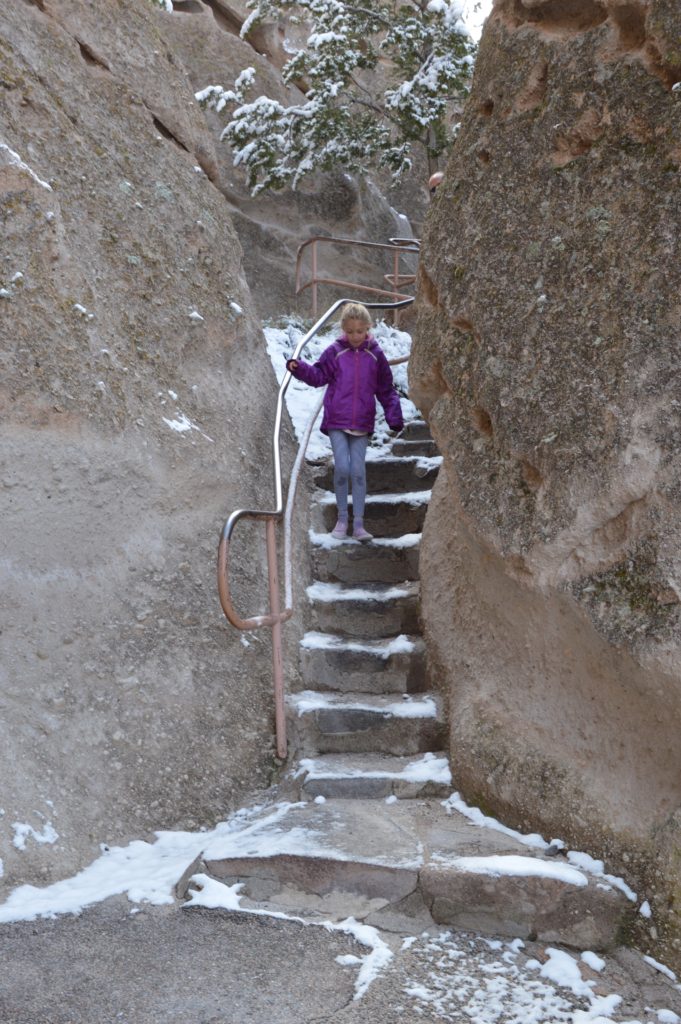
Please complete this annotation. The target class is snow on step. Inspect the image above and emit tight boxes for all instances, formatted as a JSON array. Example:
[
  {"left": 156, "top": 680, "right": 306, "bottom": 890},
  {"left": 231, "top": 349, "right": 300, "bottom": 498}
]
[
  {"left": 300, "top": 632, "right": 416, "bottom": 657},
  {"left": 287, "top": 690, "right": 445, "bottom": 756},
  {"left": 391, "top": 437, "right": 439, "bottom": 458},
  {"left": 295, "top": 752, "right": 452, "bottom": 799},
  {"left": 299, "top": 632, "right": 425, "bottom": 695},
  {"left": 306, "top": 581, "right": 416, "bottom": 603},
  {"left": 197, "top": 798, "right": 630, "bottom": 948},
  {"left": 310, "top": 531, "right": 420, "bottom": 584},
  {"left": 298, "top": 752, "right": 451, "bottom": 783},
  {"left": 316, "top": 489, "right": 431, "bottom": 508},
  {"left": 288, "top": 690, "right": 437, "bottom": 718},
  {"left": 201, "top": 799, "right": 423, "bottom": 908},
  {"left": 372, "top": 534, "right": 420, "bottom": 548},
  {"left": 400, "top": 419, "right": 431, "bottom": 441},
  {"left": 314, "top": 455, "right": 439, "bottom": 495},
  {"left": 309, "top": 530, "right": 421, "bottom": 550},
  {"left": 316, "top": 496, "right": 428, "bottom": 538},
  {"left": 306, "top": 581, "right": 421, "bottom": 641}
]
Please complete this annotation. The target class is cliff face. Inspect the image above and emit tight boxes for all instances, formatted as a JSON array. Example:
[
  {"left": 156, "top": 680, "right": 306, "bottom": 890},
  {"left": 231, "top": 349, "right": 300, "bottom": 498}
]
[
  {"left": 411, "top": 0, "right": 681, "bottom": 964},
  {"left": 0, "top": 0, "right": 307, "bottom": 889}
]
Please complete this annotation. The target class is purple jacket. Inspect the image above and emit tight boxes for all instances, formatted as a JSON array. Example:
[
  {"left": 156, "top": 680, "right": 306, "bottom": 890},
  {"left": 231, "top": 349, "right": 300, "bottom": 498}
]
[{"left": 288, "top": 335, "right": 404, "bottom": 436}]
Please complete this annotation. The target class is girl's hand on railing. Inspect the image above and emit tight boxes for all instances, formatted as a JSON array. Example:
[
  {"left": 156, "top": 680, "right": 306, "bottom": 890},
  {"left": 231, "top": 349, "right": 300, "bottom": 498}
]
[{"left": 286, "top": 359, "right": 299, "bottom": 372}]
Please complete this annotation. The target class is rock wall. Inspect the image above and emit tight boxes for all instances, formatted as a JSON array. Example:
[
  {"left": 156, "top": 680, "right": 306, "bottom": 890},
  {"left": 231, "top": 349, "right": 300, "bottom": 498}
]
[
  {"left": 411, "top": 0, "right": 681, "bottom": 965},
  {"left": 0, "top": 0, "right": 309, "bottom": 890}
]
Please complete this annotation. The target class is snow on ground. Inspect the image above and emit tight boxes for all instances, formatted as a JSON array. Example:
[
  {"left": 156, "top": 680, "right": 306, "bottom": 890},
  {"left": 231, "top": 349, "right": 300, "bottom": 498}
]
[
  {"left": 12, "top": 820, "right": 59, "bottom": 851},
  {"left": 264, "top": 317, "right": 417, "bottom": 462},
  {"left": 389, "top": 931, "right": 681, "bottom": 1024},
  {"left": 1, "top": 789, "right": 680, "bottom": 1017}
]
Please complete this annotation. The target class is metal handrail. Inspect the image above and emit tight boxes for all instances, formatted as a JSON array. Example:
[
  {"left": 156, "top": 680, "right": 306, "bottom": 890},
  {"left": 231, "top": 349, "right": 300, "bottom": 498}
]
[
  {"left": 218, "top": 294, "right": 415, "bottom": 758},
  {"left": 295, "top": 236, "right": 420, "bottom": 318}
]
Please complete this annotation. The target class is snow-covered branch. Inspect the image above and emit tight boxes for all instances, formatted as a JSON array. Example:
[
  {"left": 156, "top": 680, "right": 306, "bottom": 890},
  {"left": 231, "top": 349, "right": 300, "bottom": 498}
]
[{"left": 196, "top": 0, "right": 475, "bottom": 193}]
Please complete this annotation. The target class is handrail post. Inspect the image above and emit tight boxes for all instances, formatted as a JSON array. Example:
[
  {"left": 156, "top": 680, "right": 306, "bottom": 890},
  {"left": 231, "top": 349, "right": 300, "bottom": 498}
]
[
  {"left": 392, "top": 248, "right": 400, "bottom": 325},
  {"left": 266, "top": 517, "right": 287, "bottom": 759},
  {"left": 311, "top": 241, "right": 318, "bottom": 319}
]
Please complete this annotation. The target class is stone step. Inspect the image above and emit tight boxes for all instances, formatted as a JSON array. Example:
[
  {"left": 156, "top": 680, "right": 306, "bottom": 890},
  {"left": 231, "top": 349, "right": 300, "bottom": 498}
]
[
  {"left": 306, "top": 579, "right": 420, "bottom": 639},
  {"left": 313, "top": 455, "right": 439, "bottom": 495},
  {"left": 316, "top": 494, "right": 428, "bottom": 538},
  {"left": 287, "top": 690, "right": 446, "bottom": 755},
  {"left": 400, "top": 419, "right": 432, "bottom": 441},
  {"left": 310, "top": 530, "right": 420, "bottom": 584},
  {"left": 294, "top": 751, "right": 452, "bottom": 799},
  {"left": 196, "top": 798, "right": 632, "bottom": 946},
  {"left": 298, "top": 632, "right": 426, "bottom": 695},
  {"left": 391, "top": 438, "right": 438, "bottom": 458}
]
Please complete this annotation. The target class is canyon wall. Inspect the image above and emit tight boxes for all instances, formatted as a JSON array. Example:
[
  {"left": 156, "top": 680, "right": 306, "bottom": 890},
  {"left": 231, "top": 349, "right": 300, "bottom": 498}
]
[
  {"left": 412, "top": 0, "right": 681, "bottom": 965},
  {"left": 0, "top": 0, "right": 310, "bottom": 890}
]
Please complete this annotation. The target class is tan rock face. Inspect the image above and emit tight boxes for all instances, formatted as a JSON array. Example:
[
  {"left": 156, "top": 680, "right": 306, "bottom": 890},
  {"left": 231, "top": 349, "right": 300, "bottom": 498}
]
[
  {"left": 0, "top": 0, "right": 309, "bottom": 889},
  {"left": 411, "top": 0, "right": 681, "bottom": 965}
]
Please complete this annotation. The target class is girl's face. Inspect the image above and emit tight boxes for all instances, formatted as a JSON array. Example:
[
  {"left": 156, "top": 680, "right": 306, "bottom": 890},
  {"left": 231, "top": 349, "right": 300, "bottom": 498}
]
[{"left": 344, "top": 318, "right": 370, "bottom": 348}]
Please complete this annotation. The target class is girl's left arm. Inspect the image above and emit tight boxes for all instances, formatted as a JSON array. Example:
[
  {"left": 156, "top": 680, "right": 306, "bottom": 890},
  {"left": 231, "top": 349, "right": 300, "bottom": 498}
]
[{"left": 376, "top": 353, "right": 404, "bottom": 432}]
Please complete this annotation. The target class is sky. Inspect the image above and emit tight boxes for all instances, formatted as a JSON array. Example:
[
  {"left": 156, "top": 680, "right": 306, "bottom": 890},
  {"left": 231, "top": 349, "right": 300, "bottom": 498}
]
[{"left": 462, "top": 0, "right": 493, "bottom": 40}]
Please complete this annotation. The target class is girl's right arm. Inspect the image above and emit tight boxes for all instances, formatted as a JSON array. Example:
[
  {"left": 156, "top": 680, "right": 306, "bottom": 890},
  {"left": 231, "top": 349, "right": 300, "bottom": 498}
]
[{"left": 286, "top": 347, "right": 335, "bottom": 387}]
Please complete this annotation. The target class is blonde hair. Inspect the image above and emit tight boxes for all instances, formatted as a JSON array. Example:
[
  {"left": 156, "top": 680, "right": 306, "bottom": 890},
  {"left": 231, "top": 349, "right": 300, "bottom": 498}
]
[{"left": 340, "top": 302, "right": 372, "bottom": 329}]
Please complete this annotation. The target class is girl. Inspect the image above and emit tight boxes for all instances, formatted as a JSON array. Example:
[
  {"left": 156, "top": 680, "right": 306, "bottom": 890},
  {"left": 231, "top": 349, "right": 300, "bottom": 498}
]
[{"left": 286, "top": 302, "right": 404, "bottom": 541}]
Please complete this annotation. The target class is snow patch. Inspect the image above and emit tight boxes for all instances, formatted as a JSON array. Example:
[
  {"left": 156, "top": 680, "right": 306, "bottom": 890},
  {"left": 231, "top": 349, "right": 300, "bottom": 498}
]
[
  {"left": 442, "top": 855, "right": 589, "bottom": 887},
  {"left": 162, "top": 412, "right": 214, "bottom": 442},
  {"left": 444, "top": 791, "right": 639, "bottom": 902},
  {"left": 0, "top": 143, "right": 52, "bottom": 190},
  {"left": 581, "top": 951, "right": 605, "bottom": 972},
  {"left": 12, "top": 821, "right": 59, "bottom": 851}
]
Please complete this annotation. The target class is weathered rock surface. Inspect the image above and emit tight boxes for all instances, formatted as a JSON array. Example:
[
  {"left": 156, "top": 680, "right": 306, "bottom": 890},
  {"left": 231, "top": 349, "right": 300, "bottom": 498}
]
[
  {"left": 411, "top": 0, "right": 681, "bottom": 967},
  {"left": 0, "top": 0, "right": 308, "bottom": 890}
]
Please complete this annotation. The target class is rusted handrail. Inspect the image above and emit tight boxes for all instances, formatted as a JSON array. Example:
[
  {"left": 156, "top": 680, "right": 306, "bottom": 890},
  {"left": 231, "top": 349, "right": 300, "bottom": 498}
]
[
  {"left": 218, "top": 294, "right": 415, "bottom": 759},
  {"left": 295, "top": 236, "right": 420, "bottom": 318}
]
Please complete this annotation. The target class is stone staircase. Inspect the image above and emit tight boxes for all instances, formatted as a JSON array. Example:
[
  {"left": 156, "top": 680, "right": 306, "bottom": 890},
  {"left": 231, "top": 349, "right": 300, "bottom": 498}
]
[
  {"left": 288, "top": 418, "right": 450, "bottom": 788},
  {"left": 181, "top": 420, "right": 635, "bottom": 949}
]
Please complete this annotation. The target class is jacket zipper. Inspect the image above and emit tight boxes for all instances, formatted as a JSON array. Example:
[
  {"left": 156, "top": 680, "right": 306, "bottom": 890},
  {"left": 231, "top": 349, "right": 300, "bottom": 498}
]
[{"left": 351, "top": 349, "right": 359, "bottom": 428}]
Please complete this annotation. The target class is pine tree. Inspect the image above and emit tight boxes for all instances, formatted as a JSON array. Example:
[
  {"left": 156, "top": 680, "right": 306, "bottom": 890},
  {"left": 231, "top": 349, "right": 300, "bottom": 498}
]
[{"left": 196, "top": 0, "right": 475, "bottom": 194}]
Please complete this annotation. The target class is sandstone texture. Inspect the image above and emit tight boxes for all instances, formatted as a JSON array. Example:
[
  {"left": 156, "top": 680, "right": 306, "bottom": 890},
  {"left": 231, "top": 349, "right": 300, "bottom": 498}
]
[
  {"left": 0, "top": 0, "right": 311, "bottom": 890},
  {"left": 411, "top": 0, "right": 681, "bottom": 967}
]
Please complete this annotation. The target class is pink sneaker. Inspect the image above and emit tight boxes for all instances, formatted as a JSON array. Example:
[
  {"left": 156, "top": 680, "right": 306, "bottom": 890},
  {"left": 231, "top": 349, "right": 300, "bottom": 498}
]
[
  {"left": 331, "top": 520, "right": 348, "bottom": 539},
  {"left": 352, "top": 524, "right": 374, "bottom": 542}
]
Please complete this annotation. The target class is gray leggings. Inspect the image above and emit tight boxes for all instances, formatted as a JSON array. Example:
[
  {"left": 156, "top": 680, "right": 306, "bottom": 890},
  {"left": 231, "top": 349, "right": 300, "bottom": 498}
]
[{"left": 329, "top": 430, "right": 369, "bottom": 521}]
